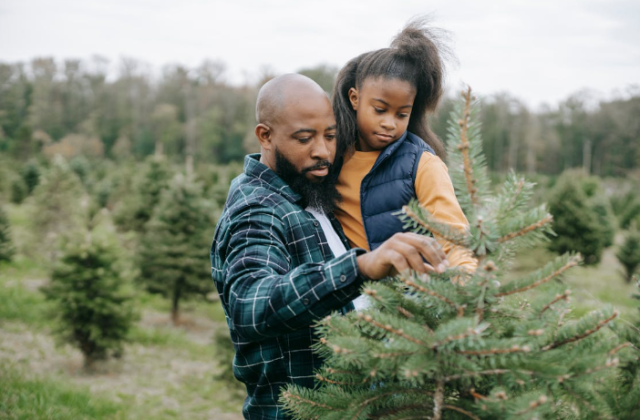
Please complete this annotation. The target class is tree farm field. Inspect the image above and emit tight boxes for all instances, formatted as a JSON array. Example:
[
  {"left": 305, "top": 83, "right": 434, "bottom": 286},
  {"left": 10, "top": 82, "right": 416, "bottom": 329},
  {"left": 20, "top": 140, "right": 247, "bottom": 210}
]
[
  {"left": 0, "top": 203, "right": 244, "bottom": 420},
  {"left": 1, "top": 184, "right": 638, "bottom": 420}
]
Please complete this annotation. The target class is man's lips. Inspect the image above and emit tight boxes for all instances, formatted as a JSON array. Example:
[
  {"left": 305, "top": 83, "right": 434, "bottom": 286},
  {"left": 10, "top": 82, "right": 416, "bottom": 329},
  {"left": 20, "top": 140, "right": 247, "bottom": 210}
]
[{"left": 307, "top": 166, "right": 329, "bottom": 177}]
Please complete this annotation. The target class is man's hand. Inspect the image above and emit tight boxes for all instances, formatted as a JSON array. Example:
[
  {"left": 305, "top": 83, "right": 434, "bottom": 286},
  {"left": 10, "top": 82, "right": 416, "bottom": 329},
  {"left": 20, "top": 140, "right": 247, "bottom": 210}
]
[{"left": 356, "top": 232, "right": 448, "bottom": 280}]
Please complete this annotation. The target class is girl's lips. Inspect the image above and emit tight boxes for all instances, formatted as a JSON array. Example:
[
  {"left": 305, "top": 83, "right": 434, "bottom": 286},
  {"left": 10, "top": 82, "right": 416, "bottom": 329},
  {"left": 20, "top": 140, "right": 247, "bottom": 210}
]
[{"left": 374, "top": 133, "right": 394, "bottom": 141}]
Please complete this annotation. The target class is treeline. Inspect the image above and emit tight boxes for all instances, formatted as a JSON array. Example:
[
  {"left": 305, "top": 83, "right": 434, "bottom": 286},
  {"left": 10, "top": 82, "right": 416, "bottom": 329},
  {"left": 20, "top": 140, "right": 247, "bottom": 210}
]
[{"left": 1, "top": 57, "right": 638, "bottom": 175}]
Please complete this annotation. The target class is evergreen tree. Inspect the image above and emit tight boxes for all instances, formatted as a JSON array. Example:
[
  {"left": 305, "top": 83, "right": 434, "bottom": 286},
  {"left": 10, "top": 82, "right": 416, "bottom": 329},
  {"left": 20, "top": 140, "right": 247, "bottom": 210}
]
[
  {"left": 69, "top": 155, "right": 92, "bottom": 188},
  {"left": 26, "top": 155, "right": 87, "bottom": 262},
  {"left": 20, "top": 159, "right": 41, "bottom": 195},
  {"left": 282, "top": 89, "right": 640, "bottom": 420},
  {"left": 617, "top": 226, "right": 640, "bottom": 283},
  {"left": 10, "top": 177, "right": 27, "bottom": 204},
  {"left": 113, "top": 156, "right": 173, "bottom": 233},
  {"left": 580, "top": 175, "right": 616, "bottom": 248},
  {"left": 42, "top": 234, "right": 137, "bottom": 369},
  {"left": 138, "top": 173, "right": 214, "bottom": 324},
  {"left": 0, "top": 204, "right": 15, "bottom": 262},
  {"left": 612, "top": 190, "right": 640, "bottom": 230},
  {"left": 547, "top": 170, "right": 607, "bottom": 265}
]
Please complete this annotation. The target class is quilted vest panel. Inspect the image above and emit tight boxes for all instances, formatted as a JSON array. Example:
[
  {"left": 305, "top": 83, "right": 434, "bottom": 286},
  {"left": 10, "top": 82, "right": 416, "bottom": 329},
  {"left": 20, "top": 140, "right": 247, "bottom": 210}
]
[{"left": 361, "top": 131, "right": 434, "bottom": 250}]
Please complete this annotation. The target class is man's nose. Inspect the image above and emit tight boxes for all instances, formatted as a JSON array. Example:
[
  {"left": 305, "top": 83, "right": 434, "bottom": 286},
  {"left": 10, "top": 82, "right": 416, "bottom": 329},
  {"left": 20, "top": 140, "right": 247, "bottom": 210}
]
[{"left": 311, "top": 138, "right": 331, "bottom": 160}]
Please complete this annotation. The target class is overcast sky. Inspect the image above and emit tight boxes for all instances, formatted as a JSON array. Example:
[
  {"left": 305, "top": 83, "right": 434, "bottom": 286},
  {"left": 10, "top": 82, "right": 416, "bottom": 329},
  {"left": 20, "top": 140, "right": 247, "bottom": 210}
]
[{"left": 1, "top": 0, "right": 639, "bottom": 108}]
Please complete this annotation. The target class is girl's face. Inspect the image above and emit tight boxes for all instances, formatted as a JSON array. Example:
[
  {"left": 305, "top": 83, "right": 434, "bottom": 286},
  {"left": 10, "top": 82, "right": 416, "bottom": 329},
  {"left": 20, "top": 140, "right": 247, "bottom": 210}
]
[{"left": 348, "top": 77, "right": 416, "bottom": 152}]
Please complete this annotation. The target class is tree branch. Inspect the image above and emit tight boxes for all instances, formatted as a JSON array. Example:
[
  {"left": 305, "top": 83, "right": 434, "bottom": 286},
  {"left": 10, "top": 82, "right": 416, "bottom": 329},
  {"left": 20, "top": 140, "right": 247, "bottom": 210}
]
[
  {"left": 281, "top": 390, "right": 335, "bottom": 411},
  {"left": 541, "top": 311, "right": 618, "bottom": 351},
  {"left": 539, "top": 290, "right": 571, "bottom": 317},
  {"left": 357, "top": 313, "right": 426, "bottom": 346},
  {"left": 457, "top": 87, "right": 478, "bottom": 206},
  {"left": 398, "top": 273, "right": 462, "bottom": 315},
  {"left": 496, "top": 257, "right": 579, "bottom": 297},
  {"left": 498, "top": 214, "right": 553, "bottom": 243},
  {"left": 443, "top": 405, "right": 482, "bottom": 420}
]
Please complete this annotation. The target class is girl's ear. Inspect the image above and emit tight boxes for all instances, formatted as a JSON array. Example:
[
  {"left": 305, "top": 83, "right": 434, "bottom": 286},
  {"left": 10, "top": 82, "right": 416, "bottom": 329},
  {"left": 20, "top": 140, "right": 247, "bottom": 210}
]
[
  {"left": 255, "top": 123, "right": 272, "bottom": 151},
  {"left": 348, "top": 87, "right": 359, "bottom": 111}
]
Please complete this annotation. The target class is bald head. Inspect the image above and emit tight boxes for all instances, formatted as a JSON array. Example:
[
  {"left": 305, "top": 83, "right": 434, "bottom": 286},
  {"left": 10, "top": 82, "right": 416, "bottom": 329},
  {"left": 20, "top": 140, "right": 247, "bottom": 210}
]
[{"left": 256, "top": 74, "right": 328, "bottom": 126}]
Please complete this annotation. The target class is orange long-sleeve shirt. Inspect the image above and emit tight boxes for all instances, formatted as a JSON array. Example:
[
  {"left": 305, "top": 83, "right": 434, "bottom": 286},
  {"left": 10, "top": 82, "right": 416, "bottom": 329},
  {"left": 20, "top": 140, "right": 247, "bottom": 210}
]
[{"left": 335, "top": 150, "right": 477, "bottom": 271}]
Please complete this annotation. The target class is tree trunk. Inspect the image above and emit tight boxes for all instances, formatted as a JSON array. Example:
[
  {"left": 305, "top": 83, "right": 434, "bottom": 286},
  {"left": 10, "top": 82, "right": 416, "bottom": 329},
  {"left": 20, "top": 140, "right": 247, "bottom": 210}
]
[
  {"left": 432, "top": 378, "right": 445, "bottom": 420},
  {"left": 171, "top": 284, "right": 181, "bottom": 325},
  {"left": 583, "top": 139, "right": 592, "bottom": 174}
]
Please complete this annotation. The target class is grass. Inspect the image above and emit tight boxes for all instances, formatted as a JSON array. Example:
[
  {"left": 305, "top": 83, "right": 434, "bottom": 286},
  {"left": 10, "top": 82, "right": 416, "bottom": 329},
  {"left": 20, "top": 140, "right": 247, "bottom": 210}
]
[
  {"left": 0, "top": 257, "right": 52, "bottom": 329},
  {"left": 0, "top": 363, "right": 127, "bottom": 420},
  {"left": 136, "top": 292, "right": 227, "bottom": 323},
  {"left": 507, "top": 243, "right": 639, "bottom": 321}
]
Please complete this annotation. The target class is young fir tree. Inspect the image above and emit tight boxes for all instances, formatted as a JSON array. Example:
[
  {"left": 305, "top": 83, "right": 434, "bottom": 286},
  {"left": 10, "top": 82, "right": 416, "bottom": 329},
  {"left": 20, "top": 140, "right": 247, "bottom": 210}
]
[
  {"left": 113, "top": 156, "right": 173, "bottom": 233},
  {"left": 138, "top": 173, "right": 214, "bottom": 324},
  {"left": 0, "top": 204, "right": 15, "bottom": 262},
  {"left": 547, "top": 171, "right": 606, "bottom": 265},
  {"left": 26, "top": 155, "right": 87, "bottom": 262},
  {"left": 20, "top": 159, "right": 41, "bottom": 195},
  {"left": 617, "top": 226, "right": 640, "bottom": 283},
  {"left": 282, "top": 89, "right": 640, "bottom": 420},
  {"left": 612, "top": 190, "right": 640, "bottom": 230},
  {"left": 10, "top": 177, "right": 27, "bottom": 204},
  {"left": 580, "top": 176, "right": 616, "bottom": 249},
  {"left": 42, "top": 233, "right": 138, "bottom": 369}
]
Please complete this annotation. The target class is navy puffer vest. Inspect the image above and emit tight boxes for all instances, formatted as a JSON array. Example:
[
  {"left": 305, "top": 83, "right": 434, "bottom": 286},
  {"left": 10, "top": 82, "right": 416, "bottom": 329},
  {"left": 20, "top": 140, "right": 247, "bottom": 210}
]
[{"left": 359, "top": 131, "right": 434, "bottom": 251}]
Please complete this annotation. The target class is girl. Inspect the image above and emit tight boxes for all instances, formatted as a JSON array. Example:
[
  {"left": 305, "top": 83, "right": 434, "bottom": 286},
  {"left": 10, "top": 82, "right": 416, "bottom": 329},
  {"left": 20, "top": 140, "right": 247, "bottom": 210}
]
[{"left": 332, "top": 20, "right": 476, "bottom": 308}]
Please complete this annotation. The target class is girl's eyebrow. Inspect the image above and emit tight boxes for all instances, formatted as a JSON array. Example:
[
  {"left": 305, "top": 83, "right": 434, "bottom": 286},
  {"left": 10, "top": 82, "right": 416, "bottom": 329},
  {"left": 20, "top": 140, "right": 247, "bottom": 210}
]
[{"left": 372, "top": 98, "right": 413, "bottom": 109}]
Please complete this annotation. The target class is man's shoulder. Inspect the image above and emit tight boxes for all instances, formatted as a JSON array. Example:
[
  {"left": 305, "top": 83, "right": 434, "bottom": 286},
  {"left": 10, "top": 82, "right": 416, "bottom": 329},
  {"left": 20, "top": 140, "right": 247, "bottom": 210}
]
[
  {"left": 225, "top": 173, "right": 296, "bottom": 216},
  {"left": 216, "top": 173, "right": 303, "bottom": 236}
]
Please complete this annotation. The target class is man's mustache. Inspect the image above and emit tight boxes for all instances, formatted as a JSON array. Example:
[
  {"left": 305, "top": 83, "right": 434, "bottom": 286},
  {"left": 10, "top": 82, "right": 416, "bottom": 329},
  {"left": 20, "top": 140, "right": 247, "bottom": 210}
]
[{"left": 302, "top": 161, "right": 332, "bottom": 174}]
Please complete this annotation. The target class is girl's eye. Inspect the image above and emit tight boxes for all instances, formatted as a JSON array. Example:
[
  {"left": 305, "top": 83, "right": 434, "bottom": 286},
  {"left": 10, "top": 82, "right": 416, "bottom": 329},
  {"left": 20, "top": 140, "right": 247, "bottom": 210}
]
[
  {"left": 374, "top": 108, "right": 385, "bottom": 114},
  {"left": 326, "top": 134, "right": 336, "bottom": 141},
  {"left": 398, "top": 113, "right": 409, "bottom": 118}
]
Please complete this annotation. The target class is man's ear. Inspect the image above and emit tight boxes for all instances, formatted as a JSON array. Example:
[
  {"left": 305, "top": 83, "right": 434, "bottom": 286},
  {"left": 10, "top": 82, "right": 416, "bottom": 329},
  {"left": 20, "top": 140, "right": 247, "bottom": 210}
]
[
  {"left": 348, "top": 87, "right": 359, "bottom": 110},
  {"left": 255, "top": 123, "right": 272, "bottom": 150}
]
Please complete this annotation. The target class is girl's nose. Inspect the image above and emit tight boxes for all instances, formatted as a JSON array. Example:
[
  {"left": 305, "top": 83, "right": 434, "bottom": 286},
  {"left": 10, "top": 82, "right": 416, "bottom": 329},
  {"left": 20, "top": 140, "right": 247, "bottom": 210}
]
[{"left": 381, "top": 116, "right": 396, "bottom": 130}]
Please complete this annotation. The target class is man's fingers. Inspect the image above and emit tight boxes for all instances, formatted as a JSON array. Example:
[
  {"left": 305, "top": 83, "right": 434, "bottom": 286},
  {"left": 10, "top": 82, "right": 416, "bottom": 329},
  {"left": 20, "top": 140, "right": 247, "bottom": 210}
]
[
  {"left": 389, "top": 251, "right": 410, "bottom": 275},
  {"left": 423, "top": 263, "right": 437, "bottom": 273},
  {"left": 390, "top": 241, "right": 431, "bottom": 274},
  {"left": 397, "top": 233, "right": 448, "bottom": 272}
]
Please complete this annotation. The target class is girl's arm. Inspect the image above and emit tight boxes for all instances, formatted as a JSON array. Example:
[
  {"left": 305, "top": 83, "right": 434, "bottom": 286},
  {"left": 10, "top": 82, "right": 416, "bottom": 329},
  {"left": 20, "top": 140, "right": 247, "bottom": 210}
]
[{"left": 414, "top": 152, "right": 478, "bottom": 273}]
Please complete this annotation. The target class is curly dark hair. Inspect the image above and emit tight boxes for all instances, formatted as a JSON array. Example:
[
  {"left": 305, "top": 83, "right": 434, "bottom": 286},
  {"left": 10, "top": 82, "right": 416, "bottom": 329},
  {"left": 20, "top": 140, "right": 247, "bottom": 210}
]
[{"left": 332, "top": 17, "right": 449, "bottom": 158}]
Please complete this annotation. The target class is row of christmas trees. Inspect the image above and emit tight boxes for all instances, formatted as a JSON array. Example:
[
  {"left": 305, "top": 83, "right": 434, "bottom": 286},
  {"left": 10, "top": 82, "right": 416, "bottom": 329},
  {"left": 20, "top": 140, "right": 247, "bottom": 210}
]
[{"left": 0, "top": 154, "right": 225, "bottom": 368}]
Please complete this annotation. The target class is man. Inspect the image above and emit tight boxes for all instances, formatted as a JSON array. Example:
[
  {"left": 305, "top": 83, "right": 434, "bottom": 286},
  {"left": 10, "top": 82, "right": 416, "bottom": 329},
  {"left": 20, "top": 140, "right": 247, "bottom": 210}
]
[{"left": 210, "top": 74, "right": 447, "bottom": 419}]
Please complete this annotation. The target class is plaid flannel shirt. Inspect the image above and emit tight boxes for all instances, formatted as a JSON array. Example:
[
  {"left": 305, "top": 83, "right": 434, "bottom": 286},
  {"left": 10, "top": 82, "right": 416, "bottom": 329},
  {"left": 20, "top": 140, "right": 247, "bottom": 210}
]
[{"left": 210, "top": 154, "right": 366, "bottom": 420}]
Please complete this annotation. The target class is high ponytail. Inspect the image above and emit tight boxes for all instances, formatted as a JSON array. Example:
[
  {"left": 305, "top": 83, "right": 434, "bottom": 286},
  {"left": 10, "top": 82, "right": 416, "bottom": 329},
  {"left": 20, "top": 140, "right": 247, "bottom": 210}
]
[{"left": 333, "top": 17, "right": 450, "bottom": 158}]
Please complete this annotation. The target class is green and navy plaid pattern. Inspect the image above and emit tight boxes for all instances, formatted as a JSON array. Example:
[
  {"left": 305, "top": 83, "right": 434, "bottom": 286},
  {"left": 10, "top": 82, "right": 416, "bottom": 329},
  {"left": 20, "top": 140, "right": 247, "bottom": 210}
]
[{"left": 210, "top": 154, "right": 366, "bottom": 420}]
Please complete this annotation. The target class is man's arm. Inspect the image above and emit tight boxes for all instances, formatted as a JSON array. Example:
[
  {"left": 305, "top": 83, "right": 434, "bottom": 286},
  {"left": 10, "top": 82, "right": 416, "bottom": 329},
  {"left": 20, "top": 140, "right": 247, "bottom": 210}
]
[
  {"left": 215, "top": 205, "right": 449, "bottom": 342},
  {"left": 218, "top": 206, "right": 365, "bottom": 342}
]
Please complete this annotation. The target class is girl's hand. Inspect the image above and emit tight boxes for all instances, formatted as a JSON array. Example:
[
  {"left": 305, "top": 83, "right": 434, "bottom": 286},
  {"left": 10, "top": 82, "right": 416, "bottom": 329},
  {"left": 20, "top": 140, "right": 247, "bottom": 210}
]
[{"left": 356, "top": 232, "right": 448, "bottom": 280}]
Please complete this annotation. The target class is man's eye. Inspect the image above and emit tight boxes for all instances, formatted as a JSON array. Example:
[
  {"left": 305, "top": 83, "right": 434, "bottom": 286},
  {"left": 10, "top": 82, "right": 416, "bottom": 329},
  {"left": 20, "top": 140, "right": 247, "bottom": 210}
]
[{"left": 298, "top": 137, "right": 311, "bottom": 143}]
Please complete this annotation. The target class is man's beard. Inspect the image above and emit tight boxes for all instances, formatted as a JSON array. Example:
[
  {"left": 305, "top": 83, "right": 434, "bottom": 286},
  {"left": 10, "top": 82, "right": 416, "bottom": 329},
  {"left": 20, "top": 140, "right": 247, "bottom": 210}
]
[{"left": 274, "top": 148, "right": 342, "bottom": 214}]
